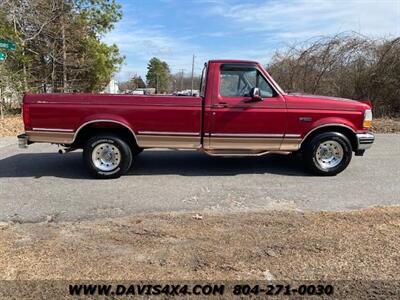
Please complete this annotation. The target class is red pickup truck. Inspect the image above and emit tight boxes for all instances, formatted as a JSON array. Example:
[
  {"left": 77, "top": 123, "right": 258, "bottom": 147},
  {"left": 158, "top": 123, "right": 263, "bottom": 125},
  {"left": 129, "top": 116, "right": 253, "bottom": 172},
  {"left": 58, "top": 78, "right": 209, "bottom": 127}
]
[{"left": 18, "top": 59, "right": 374, "bottom": 178}]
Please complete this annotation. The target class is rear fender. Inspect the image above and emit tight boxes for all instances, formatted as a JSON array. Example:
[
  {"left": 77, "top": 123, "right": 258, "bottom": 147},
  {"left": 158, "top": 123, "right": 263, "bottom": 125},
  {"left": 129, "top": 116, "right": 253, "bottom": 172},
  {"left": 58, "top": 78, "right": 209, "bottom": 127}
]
[{"left": 73, "top": 115, "right": 137, "bottom": 144}]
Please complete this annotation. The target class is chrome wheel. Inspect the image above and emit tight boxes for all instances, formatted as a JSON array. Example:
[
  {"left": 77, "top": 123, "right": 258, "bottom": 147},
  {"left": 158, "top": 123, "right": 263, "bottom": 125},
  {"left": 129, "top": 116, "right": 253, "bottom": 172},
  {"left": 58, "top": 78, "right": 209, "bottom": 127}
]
[
  {"left": 315, "top": 140, "right": 343, "bottom": 170},
  {"left": 91, "top": 143, "right": 121, "bottom": 172}
]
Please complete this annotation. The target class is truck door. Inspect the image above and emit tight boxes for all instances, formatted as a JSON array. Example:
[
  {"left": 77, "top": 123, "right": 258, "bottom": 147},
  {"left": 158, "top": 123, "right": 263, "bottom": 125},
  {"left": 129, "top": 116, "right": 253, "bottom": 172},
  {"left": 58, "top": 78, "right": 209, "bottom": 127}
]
[{"left": 208, "top": 63, "right": 286, "bottom": 150}]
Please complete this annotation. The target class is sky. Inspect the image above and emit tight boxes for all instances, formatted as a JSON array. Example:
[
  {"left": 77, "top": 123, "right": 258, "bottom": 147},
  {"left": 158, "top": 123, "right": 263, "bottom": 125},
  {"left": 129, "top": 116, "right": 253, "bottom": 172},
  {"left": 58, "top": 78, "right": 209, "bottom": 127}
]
[{"left": 102, "top": 0, "right": 400, "bottom": 81}]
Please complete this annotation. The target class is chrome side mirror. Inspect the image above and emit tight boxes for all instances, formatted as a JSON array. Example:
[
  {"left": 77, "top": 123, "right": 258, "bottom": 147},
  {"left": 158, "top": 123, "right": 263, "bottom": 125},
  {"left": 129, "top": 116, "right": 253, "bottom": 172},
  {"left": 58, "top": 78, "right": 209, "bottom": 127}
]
[{"left": 250, "top": 87, "right": 263, "bottom": 101}]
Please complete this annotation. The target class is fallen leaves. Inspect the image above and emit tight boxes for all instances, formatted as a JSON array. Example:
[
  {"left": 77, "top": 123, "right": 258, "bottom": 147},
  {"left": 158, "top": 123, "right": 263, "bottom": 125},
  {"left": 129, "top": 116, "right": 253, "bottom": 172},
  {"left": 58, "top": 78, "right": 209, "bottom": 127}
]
[{"left": 0, "top": 115, "right": 23, "bottom": 137}]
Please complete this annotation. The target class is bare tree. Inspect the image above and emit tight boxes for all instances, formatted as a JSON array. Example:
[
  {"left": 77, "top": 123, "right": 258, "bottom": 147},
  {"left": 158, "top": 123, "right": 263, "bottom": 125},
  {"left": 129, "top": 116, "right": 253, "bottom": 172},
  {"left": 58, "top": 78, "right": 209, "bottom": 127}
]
[
  {"left": 1, "top": 0, "right": 61, "bottom": 91},
  {"left": 267, "top": 33, "right": 400, "bottom": 117}
]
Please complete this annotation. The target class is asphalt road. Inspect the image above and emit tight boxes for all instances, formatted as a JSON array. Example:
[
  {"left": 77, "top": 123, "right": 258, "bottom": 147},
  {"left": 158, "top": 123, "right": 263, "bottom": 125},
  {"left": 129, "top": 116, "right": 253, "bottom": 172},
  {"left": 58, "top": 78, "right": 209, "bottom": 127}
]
[{"left": 0, "top": 134, "right": 398, "bottom": 223}]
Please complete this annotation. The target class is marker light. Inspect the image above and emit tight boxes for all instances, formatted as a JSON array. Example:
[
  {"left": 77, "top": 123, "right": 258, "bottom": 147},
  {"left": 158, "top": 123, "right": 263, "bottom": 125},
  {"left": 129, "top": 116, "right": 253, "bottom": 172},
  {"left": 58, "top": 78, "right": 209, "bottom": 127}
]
[{"left": 363, "top": 109, "right": 372, "bottom": 129}]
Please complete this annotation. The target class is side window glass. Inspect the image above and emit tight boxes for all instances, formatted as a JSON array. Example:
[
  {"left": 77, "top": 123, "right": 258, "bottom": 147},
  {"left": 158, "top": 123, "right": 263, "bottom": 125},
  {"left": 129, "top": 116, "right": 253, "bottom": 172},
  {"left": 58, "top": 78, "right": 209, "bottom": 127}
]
[
  {"left": 257, "top": 72, "right": 274, "bottom": 98},
  {"left": 219, "top": 65, "right": 275, "bottom": 97},
  {"left": 243, "top": 70, "right": 256, "bottom": 92},
  {"left": 220, "top": 67, "right": 257, "bottom": 97},
  {"left": 220, "top": 72, "right": 240, "bottom": 97}
]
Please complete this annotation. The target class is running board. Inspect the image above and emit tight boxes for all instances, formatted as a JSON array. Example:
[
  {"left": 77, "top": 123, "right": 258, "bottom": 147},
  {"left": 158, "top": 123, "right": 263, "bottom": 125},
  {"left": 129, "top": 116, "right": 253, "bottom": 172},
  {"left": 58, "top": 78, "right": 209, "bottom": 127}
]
[{"left": 203, "top": 149, "right": 291, "bottom": 157}]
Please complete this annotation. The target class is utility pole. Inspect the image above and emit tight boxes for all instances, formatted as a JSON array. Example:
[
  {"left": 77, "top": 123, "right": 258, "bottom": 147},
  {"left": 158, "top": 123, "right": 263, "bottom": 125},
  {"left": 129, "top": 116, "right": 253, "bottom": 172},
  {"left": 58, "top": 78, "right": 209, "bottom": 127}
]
[
  {"left": 178, "top": 69, "right": 185, "bottom": 91},
  {"left": 191, "top": 54, "right": 195, "bottom": 96}
]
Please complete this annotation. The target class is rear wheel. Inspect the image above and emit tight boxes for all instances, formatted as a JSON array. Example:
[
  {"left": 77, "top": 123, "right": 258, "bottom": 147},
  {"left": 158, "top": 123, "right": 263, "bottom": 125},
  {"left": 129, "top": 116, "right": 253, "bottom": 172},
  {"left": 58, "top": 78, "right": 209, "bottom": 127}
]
[
  {"left": 304, "top": 132, "right": 352, "bottom": 176},
  {"left": 83, "top": 135, "right": 132, "bottom": 179}
]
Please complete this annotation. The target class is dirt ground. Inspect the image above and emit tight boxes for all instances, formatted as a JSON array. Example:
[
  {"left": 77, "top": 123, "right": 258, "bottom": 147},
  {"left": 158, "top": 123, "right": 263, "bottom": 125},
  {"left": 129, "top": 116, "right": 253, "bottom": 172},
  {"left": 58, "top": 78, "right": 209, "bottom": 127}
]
[
  {"left": 1, "top": 115, "right": 399, "bottom": 137},
  {"left": 372, "top": 118, "right": 400, "bottom": 133},
  {"left": 0, "top": 207, "right": 399, "bottom": 298},
  {"left": 1, "top": 206, "right": 399, "bottom": 280}
]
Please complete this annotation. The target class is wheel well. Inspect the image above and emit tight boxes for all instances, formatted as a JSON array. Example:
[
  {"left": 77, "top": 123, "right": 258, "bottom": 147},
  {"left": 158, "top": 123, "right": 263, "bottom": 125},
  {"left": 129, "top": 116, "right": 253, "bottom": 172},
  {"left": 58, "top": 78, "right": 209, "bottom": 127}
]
[
  {"left": 71, "top": 122, "right": 138, "bottom": 149},
  {"left": 300, "top": 126, "right": 357, "bottom": 151}
]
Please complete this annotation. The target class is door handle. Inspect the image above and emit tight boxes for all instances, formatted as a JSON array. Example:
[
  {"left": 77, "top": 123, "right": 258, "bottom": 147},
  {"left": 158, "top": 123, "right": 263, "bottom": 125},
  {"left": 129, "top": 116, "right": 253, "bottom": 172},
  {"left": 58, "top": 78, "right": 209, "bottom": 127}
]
[{"left": 212, "top": 102, "right": 228, "bottom": 108}]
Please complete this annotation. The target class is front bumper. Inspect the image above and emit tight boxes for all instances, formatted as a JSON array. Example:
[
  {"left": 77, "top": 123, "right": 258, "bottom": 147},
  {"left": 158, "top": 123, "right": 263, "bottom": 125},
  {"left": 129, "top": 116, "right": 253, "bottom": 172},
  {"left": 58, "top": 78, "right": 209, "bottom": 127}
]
[{"left": 356, "top": 132, "right": 375, "bottom": 150}]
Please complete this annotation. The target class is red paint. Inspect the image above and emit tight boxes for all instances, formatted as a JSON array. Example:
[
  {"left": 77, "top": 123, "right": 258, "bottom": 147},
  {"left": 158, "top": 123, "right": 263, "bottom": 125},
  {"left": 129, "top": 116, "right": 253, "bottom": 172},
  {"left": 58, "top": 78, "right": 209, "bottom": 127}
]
[
  {"left": 22, "top": 103, "right": 31, "bottom": 129},
  {"left": 23, "top": 60, "right": 371, "bottom": 142}
]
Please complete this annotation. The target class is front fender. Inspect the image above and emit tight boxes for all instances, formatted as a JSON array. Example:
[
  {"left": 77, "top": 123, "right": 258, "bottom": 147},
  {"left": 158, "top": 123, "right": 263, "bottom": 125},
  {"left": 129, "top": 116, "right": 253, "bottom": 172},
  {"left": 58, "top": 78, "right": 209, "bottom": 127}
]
[{"left": 307, "top": 117, "right": 357, "bottom": 136}]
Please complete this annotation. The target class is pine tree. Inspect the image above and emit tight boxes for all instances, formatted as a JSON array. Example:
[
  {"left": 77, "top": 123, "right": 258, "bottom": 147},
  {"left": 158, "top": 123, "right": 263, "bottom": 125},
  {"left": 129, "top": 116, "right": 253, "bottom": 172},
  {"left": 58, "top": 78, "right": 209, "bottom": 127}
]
[{"left": 146, "top": 57, "right": 171, "bottom": 93}]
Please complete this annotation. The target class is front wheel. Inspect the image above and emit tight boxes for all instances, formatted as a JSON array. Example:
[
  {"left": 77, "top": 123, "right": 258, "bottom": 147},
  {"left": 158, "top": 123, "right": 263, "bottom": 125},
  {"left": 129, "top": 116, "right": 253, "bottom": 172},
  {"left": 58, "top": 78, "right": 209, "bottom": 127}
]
[
  {"left": 83, "top": 135, "right": 133, "bottom": 179},
  {"left": 303, "top": 132, "right": 352, "bottom": 176}
]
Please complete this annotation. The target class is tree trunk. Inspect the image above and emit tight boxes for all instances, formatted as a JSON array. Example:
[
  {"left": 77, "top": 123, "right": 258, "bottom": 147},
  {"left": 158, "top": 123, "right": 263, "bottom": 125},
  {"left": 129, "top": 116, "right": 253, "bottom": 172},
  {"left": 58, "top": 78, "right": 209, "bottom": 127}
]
[
  {"left": 21, "top": 41, "right": 28, "bottom": 92},
  {"left": 51, "top": 41, "right": 56, "bottom": 92},
  {"left": 61, "top": 2, "right": 67, "bottom": 93},
  {"left": 0, "top": 86, "right": 3, "bottom": 120}
]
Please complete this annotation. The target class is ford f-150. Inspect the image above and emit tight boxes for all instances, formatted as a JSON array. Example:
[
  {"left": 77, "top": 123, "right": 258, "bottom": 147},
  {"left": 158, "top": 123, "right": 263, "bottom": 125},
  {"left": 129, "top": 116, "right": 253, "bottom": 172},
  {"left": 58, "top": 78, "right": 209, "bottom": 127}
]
[{"left": 18, "top": 59, "right": 375, "bottom": 178}]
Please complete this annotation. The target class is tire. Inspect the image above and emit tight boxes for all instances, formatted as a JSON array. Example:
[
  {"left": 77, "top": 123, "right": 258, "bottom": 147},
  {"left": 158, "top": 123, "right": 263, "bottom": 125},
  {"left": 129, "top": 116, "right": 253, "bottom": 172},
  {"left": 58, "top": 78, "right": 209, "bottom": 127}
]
[
  {"left": 303, "top": 132, "right": 352, "bottom": 176},
  {"left": 132, "top": 147, "right": 144, "bottom": 157},
  {"left": 83, "top": 134, "right": 133, "bottom": 179}
]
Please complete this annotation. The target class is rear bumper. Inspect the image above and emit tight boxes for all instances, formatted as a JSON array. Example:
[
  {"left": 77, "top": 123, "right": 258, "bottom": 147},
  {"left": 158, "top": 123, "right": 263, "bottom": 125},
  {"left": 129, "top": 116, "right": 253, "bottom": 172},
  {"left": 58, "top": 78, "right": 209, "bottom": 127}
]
[
  {"left": 356, "top": 132, "right": 375, "bottom": 150},
  {"left": 18, "top": 130, "right": 75, "bottom": 146},
  {"left": 17, "top": 133, "right": 29, "bottom": 149}
]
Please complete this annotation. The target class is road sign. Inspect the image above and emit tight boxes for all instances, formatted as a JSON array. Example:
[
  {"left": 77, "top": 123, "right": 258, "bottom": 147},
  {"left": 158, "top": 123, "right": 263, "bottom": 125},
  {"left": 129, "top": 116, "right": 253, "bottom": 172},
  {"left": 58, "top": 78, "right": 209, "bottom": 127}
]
[
  {"left": 0, "top": 52, "right": 6, "bottom": 61},
  {"left": 0, "top": 39, "right": 16, "bottom": 51}
]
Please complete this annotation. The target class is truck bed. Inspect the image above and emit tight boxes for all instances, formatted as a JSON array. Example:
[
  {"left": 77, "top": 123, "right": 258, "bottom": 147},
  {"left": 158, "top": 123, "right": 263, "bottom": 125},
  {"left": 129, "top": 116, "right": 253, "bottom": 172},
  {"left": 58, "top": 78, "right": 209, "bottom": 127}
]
[{"left": 23, "top": 93, "right": 203, "bottom": 148}]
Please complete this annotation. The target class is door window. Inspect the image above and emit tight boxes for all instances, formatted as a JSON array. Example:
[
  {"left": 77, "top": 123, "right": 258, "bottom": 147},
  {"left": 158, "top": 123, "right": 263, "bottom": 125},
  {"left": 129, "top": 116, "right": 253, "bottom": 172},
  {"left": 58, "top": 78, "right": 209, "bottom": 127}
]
[{"left": 219, "top": 64, "right": 275, "bottom": 98}]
